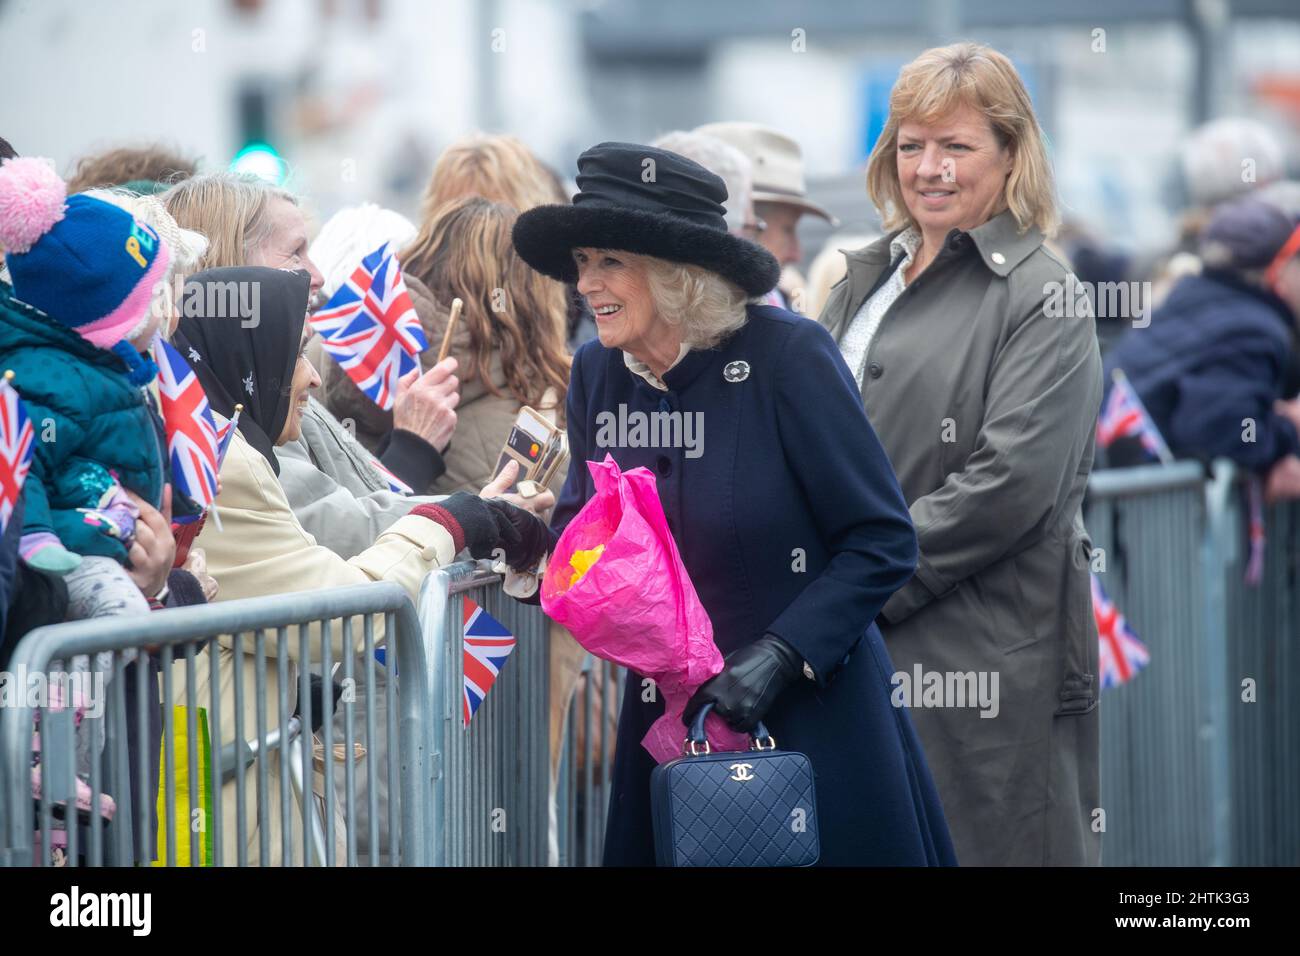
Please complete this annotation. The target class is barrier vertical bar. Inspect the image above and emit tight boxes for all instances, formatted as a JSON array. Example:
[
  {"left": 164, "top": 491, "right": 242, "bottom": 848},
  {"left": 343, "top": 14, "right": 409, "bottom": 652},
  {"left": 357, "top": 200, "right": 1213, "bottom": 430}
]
[
  {"left": 1202, "top": 460, "right": 1235, "bottom": 866},
  {"left": 162, "top": 644, "right": 175, "bottom": 868},
  {"left": 254, "top": 630, "right": 269, "bottom": 867},
  {"left": 233, "top": 632, "right": 247, "bottom": 867},
  {"left": 342, "top": 618, "right": 357, "bottom": 867}
]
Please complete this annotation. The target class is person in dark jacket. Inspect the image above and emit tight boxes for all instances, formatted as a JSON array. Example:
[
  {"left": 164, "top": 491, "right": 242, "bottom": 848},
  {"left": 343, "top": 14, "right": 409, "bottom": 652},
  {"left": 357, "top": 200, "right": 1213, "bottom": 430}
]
[
  {"left": 513, "top": 142, "right": 957, "bottom": 866},
  {"left": 1104, "top": 197, "right": 1300, "bottom": 499},
  {"left": 1, "top": 493, "right": 72, "bottom": 669},
  {"left": 0, "top": 159, "right": 170, "bottom": 586}
]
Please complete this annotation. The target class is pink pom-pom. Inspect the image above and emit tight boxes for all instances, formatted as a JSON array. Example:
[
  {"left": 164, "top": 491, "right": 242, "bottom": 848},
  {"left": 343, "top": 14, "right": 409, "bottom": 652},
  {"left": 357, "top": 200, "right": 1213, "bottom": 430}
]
[{"left": 0, "top": 157, "right": 68, "bottom": 253}]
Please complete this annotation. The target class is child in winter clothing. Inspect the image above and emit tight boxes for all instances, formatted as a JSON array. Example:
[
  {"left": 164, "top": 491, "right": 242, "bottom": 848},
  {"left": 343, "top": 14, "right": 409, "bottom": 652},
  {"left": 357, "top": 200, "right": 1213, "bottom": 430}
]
[{"left": 0, "top": 156, "right": 172, "bottom": 628}]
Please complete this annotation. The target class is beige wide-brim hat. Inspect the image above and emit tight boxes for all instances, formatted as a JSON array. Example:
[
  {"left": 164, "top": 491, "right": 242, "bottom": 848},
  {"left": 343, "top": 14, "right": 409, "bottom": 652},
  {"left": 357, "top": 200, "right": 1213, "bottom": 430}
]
[{"left": 695, "top": 121, "right": 838, "bottom": 225}]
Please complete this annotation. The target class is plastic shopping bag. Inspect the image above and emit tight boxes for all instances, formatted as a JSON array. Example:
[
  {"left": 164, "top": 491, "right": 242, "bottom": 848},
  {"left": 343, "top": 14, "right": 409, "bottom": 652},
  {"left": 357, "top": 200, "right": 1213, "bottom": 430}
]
[{"left": 542, "top": 455, "right": 748, "bottom": 763}]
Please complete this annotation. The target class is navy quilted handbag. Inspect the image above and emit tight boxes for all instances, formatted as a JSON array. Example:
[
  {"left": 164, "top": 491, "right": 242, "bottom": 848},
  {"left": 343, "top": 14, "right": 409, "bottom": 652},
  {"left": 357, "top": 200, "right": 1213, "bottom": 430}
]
[{"left": 650, "top": 703, "right": 819, "bottom": 867}]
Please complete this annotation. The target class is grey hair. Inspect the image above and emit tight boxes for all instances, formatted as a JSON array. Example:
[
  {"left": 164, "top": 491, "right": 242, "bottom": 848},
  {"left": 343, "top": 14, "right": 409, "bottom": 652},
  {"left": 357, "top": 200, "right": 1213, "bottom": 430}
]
[
  {"left": 637, "top": 254, "right": 750, "bottom": 349},
  {"left": 162, "top": 171, "right": 299, "bottom": 269},
  {"left": 650, "top": 131, "right": 755, "bottom": 234}
]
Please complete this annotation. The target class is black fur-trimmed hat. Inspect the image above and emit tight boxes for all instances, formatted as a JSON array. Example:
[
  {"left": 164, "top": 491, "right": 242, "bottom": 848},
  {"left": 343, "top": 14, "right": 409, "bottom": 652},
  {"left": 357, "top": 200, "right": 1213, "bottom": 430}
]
[{"left": 512, "top": 142, "right": 780, "bottom": 297}]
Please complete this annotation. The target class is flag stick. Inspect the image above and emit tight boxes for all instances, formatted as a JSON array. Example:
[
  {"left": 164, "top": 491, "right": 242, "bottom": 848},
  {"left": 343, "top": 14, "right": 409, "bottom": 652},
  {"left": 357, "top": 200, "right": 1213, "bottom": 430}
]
[{"left": 437, "top": 297, "right": 463, "bottom": 365}]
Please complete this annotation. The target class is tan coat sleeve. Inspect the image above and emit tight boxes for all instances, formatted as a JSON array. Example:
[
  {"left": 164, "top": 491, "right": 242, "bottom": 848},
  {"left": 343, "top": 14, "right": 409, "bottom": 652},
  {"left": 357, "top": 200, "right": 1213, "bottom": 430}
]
[{"left": 198, "top": 431, "right": 458, "bottom": 658}]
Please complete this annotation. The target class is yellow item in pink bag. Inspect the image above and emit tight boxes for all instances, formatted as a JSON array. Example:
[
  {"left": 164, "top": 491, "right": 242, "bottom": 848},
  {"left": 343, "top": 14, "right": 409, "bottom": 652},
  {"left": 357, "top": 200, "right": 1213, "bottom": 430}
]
[{"left": 568, "top": 544, "right": 606, "bottom": 588}]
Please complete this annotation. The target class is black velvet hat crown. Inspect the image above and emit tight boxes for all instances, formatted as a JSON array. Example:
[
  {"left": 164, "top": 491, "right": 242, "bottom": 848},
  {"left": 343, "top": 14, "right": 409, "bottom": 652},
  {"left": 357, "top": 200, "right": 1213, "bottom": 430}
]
[{"left": 512, "top": 142, "right": 780, "bottom": 297}]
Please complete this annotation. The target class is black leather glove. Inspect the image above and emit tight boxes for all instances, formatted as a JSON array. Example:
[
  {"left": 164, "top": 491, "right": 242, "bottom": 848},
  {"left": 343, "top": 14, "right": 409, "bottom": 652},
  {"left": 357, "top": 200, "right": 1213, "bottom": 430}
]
[
  {"left": 413, "top": 493, "right": 550, "bottom": 570},
  {"left": 414, "top": 492, "right": 500, "bottom": 559},
  {"left": 483, "top": 497, "right": 551, "bottom": 570},
  {"left": 683, "top": 634, "right": 804, "bottom": 734}
]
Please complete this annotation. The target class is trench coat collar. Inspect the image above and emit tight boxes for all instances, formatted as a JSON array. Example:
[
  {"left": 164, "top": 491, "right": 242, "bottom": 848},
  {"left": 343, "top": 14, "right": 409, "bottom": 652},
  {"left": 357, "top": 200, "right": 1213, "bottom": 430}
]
[
  {"left": 965, "top": 208, "right": 1046, "bottom": 278},
  {"left": 845, "top": 208, "right": 1044, "bottom": 275},
  {"left": 834, "top": 209, "right": 1046, "bottom": 336}
]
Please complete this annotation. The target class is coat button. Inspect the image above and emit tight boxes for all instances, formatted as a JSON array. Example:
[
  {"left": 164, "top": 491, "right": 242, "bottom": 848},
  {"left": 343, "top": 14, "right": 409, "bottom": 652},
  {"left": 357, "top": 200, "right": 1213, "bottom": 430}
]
[
  {"left": 658, "top": 397, "right": 671, "bottom": 413},
  {"left": 868, "top": 362, "right": 883, "bottom": 379},
  {"left": 656, "top": 455, "right": 673, "bottom": 477},
  {"left": 947, "top": 233, "right": 966, "bottom": 251},
  {"left": 991, "top": 251, "right": 1006, "bottom": 265}
]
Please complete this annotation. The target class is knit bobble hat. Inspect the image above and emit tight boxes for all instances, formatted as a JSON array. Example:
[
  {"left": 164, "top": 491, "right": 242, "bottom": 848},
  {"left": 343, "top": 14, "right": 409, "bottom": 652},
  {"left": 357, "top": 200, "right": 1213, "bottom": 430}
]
[{"left": 0, "top": 157, "right": 172, "bottom": 368}]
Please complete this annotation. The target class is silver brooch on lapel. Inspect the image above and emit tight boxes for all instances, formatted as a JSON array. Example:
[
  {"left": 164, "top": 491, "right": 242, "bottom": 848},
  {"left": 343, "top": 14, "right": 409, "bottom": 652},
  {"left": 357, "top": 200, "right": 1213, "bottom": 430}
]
[{"left": 723, "top": 360, "right": 750, "bottom": 383}]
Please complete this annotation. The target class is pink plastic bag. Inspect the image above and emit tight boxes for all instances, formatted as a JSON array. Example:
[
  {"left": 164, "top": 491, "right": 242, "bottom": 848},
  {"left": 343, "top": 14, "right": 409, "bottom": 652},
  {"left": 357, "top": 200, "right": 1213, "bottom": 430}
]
[{"left": 542, "top": 455, "right": 749, "bottom": 763}]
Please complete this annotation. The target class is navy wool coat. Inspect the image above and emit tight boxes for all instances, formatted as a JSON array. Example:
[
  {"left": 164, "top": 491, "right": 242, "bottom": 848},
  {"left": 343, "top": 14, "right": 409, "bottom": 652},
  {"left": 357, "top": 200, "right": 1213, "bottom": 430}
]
[
  {"left": 1103, "top": 270, "right": 1300, "bottom": 470},
  {"left": 551, "top": 304, "right": 958, "bottom": 866}
]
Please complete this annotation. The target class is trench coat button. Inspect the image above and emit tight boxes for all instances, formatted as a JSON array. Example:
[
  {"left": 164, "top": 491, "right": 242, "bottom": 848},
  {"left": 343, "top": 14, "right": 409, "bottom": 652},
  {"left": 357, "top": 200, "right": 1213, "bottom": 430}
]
[
  {"left": 723, "top": 360, "right": 750, "bottom": 383},
  {"left": 947, "top": 233, "right": 967, "bottom": 251},
  {"left": 656, "top": 455, "right": 672, "bottom": 477},
  {"left": 868, "top": 362, "right": 883, "bottom": 379},
  {"left": 991, "top": 251, "right": 1006, "bottom": 265},
  {"left": 658, "top": 397, "right": 671, "bottom": 413}
]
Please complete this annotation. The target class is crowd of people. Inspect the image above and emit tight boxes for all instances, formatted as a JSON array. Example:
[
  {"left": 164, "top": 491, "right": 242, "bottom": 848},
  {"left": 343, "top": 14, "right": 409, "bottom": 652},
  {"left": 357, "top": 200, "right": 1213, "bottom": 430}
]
[{"left": 1, "top": 37, "right": 1298, "bottom": 867}]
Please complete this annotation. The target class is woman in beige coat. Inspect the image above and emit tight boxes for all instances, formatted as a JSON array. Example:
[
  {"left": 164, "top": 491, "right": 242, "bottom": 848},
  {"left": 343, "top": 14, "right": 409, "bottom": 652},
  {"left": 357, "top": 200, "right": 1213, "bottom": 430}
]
[
  {"left": 817, "top": 43, "right": 1103, "bottom": 866},
  {"left": 168, "top": 267, "right": 553, "bottom": 865}
]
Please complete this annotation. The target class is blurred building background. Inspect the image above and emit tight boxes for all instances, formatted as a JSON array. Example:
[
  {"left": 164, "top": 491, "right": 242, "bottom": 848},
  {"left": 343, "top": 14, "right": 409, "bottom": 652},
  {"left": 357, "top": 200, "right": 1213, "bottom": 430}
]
[{"left": 2, "top": 0, "right": 1299, "bottom": 267}]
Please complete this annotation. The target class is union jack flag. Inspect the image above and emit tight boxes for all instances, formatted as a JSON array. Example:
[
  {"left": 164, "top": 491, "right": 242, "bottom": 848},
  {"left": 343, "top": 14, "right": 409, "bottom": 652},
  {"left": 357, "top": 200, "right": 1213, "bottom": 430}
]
[
  {"left": 462, "top": 598, "right": 516, "bottom": 727},
  {"left": 368, "top": 454, "right": 412, "bottom": 496},
  {"left": 1091, "top": 573, "right": 1150, "bottom": 690},
  {"left": 153, "top": 338, "right": 220, "bottom": 511},
  {"left": 1096, "top": 368, "right": 1173, "bottom": 463},
  {"left": 211, "top": 406, "right": 242, "bottom": 469},
  {"left": 1, "top": 373, "right": 36, "bottom": 533},
  {"left": 309, "top": 242, "right": 429, "bottom": 411}
]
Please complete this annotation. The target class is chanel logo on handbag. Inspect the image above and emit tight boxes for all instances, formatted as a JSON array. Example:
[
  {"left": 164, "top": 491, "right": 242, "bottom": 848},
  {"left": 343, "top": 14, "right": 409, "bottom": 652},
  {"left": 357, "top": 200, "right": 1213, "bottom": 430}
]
[{"left": 729, "top": 762, "right": 755, "bottom": 782}]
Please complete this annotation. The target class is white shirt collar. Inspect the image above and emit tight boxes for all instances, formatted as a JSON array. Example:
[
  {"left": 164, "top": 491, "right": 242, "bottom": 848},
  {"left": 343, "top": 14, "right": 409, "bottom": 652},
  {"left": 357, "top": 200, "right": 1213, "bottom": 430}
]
[
  {"left": 890, "top": 226, "right": 923, "bottom": 263},
  {"left": 623, "top": 343, "right": 690, "bottom": 391}
]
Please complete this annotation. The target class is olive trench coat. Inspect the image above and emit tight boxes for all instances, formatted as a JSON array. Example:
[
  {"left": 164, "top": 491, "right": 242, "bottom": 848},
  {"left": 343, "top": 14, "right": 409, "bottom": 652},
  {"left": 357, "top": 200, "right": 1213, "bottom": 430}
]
[{"left": 817, "top": 209, "right": 1104, "bottom": 866}]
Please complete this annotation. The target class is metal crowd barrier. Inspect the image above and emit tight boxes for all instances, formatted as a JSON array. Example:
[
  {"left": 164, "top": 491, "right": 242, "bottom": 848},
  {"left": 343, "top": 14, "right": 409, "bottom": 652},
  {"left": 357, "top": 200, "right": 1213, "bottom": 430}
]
[
  {"left": 554, "top": 656, "right": 622, "bottom": 867},
  {"left": 7, "top": 465, "right": 1294, "bottom": 868},
  {"left": 414, "top": 563, "right": 623, "bottom": 866},
  {"left": 0, "top": 583, "right": 429, "bottom": 867},
  {"left": 417, "top": 563, "right": 552, "bottom": 866},
  {"left": 1085, "top": 460, "right": 1300, "bottom": 866},
  {"left": 1219, "top": 467, "right": 1300, "bottom": 866}
]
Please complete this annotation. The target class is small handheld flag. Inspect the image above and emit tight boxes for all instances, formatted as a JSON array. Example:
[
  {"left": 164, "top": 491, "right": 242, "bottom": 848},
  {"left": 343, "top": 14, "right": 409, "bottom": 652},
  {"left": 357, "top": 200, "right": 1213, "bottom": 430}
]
[
  {"left": 1096, "top": 368, "right": 1174, "bottom": 464},
  {"left": 1, "top": 370, "right": 36, "bottom": 534},
  {"left": 368, "top": 454, "right": 413, "bottom": 496},
  {"left": 212, "top": 403, "right": 243, "bottom": 470},
  {"left": 462, "top": 598, "right": 516, "bottom": 727},
  {"left": 1244, "top": 475, "right": 1266, "bottom": 587},
  {"left": 1091, "top": 573, "right": 1151, "bottom": 690},
  {"left": 309, "top": 242, "right": 429, "bottom": 411},
  {"left": 153, "top": 338, "right": 220, "bottom": 511}
]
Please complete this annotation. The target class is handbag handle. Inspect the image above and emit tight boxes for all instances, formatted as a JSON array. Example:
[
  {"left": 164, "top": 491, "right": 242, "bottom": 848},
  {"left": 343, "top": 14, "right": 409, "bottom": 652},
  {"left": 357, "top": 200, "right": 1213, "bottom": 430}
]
[{"left": 684, "top": 702, "right": 776, "bottom": 756}]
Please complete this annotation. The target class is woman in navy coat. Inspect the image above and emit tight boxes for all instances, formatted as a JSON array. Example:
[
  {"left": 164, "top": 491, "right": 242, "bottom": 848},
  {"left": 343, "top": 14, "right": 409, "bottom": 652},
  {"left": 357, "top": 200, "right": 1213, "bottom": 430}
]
[{"left": 513, "top": 142, "right": 956, "bottom": 866}]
